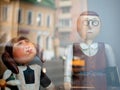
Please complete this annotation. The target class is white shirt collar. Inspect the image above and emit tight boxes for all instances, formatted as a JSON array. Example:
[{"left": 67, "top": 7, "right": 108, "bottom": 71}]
[{"left": 80, "top": 42, "right": 98, "bottom": 50}]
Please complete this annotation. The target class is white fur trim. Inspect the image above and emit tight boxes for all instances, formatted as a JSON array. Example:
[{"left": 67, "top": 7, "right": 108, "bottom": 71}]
[
  {"left": 5, "top": 87, "right": 11, "bottom": 90},
  {"left": 7, "top": 80, "right": 20, "bottom": 86},
  {"left": 3, "top": 70, "right": 12, "bottom": 80}
]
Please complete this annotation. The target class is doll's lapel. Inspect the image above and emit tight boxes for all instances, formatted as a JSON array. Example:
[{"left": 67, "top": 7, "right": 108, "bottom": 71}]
[{"left": 23, "top": 66, "right": 35, "bottom": 84}]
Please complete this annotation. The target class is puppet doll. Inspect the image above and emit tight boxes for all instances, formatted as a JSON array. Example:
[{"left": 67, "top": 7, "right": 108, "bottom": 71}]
[
  {"left": 64, "top": 11, "right": 120, "bottom": 90},
  {"left": 0, "top": 36, "right": 55, "bottom": 90}
]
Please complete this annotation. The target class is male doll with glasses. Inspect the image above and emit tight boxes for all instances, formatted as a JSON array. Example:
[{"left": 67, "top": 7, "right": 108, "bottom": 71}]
[{"left": 64, "top": 11, "right": 120, "bottom": 90}]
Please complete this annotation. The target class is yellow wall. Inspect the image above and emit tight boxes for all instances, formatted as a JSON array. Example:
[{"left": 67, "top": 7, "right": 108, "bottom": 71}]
[
  {"left": 18, "top": 2, "right": 55, "bottom": 49},
  {"left": 0, "top": 0, "right": 19, "bottom": 38}
]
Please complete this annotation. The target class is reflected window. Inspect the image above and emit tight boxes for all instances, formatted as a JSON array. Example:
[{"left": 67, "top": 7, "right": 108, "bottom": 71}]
[
  {"left": 37, "top": 13, "right": 42, "bottom": 26},
  {"left": 46, "top": 37, "right": 52, "bottom": 50},
  {"left": 18, "top": 8, "right": 22, "bottom": 24},
  {"left": 27, "top": 11, "right": 33, "bottom": 25},
  {"left": 61, "top": 6, "right": 71, "bottom": 13},
  {"left": 46, "top": 37, "right": 49, "bottom": 50},
  {"left": 46, "top": 15, "right": 50, "bottom": 27},
  {"left": 2, "top": 6, "right": 8, "bottom": 21},
  {"left": 59, "top": 18, "right": 72, "bottom": 27},
  {"left": 37, "top": 35, "right": 43, "bottom": 49}
]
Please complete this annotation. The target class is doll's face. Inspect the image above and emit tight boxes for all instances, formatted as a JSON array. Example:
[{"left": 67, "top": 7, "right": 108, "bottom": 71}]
[
  {"left": 77, "top": 15, "right": 101, "bottom": 41},
  {"left": 13, "top": 39, "right": 37, "bottom": 65}
]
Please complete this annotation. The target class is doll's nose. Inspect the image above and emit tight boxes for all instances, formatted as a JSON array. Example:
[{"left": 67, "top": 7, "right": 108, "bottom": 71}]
[
  {"left": 24, "top": 45, "right": 31, "bottom": 50},
  {"left": 88, "top": 25, "right": 92, "bottom": 29}
]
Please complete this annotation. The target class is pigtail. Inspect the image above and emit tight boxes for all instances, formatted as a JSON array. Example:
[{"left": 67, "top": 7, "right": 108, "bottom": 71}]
[{"left": 2, "top": 52, "right": 19, "bottom": 74}]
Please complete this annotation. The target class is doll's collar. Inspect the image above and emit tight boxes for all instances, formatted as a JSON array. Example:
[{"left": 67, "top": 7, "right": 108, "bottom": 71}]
[{"left": 80, "top": 42, "right": 98, "bottom": 50}]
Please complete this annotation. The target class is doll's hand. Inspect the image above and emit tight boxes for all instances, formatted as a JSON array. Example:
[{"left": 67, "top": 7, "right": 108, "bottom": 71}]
[
  {"left": 64, "top": 82, "right": 71, "bottom": 90},
  {"left": 0, "top": 79, "right": 6, "bottom": 88}
]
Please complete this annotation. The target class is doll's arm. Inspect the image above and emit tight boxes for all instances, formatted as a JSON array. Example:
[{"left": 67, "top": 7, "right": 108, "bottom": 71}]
[
  {"left": 64, "top": 45, "right": 73, "bottom": 90},
  {"left": 0, "top": 70, "right": 20, "bottom": 89},
  {"left": 40, "top": 70, "right": 55, "bottom": 90},
  {"left": 105, "top": 44, "right": 120, "bottom": 87},
  {"left": 105, "top": 44, "right": 116, "bottom": 67}
]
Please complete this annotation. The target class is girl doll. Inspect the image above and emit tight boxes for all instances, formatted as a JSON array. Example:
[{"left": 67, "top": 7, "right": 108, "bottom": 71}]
[{"left": 0, "top": 36, "right": 55, "bottom": 90}]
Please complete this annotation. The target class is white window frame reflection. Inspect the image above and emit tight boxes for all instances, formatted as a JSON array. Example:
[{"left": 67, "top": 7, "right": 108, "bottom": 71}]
[
  {"left": 37, "top": 13, "right": 42, "bottom": 26},
  {"left": 37, "top": 35, "right": 43, "bottom": 49},
  {"left": 46, "top": 14, "right": 53, "bottom": 27},
  {"left": 46, "top": 36, "right": 52, "bottom": 50}
]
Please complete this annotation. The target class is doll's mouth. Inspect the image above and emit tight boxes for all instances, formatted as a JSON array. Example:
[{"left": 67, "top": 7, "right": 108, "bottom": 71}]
[
  {"left": 88, "top": 32, "right": 92, "bottom": 33},
  {"left": 87, "top": 30, "right": 93, "bottom": 33}
]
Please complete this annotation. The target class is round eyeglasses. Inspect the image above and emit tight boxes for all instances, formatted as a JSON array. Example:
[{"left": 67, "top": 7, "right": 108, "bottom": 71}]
[{"left": 82, "top": 19, "right": 100, "bottom": 26}]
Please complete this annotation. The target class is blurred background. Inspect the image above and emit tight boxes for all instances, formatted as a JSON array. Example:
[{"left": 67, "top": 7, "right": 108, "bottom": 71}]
[{"left": 0, "top": 0, "right": 120, "bottom": 89}]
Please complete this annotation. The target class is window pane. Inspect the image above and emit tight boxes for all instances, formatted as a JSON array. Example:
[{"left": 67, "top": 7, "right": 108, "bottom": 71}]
[
  {"left": 61, "top": 6, "right": 70, "bottom": 13},
  {"left": 27, "top": 11, "right": 32, "bottom": 25},
  {"left": 37, "top": 13, "right": 42, "bottom": 26},
  {"left": 18, "top": 9, "right": 22, "bottom": 24},
  {"left": 59, "top": 19, "right": 71, "bottom": 27},
  {"left": 2, "top": 6, "right": 8, "bottom": 21},
  {"left": 47, "top": 15, "right": 50, "bottom": 27}
]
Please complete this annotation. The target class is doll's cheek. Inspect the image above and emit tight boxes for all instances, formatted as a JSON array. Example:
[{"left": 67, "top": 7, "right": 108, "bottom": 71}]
[
  {"left": 13, "top": 48, "right": 26, "bottom": 60},
  {"left": 13, "top": 51, "right": 25, "bottom": 60}
]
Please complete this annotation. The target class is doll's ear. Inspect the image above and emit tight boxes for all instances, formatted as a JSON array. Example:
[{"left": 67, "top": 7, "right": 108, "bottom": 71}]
[
  {"left": 36, "top": 44, "right": 46, "bottom": 63},
  {"left": 2, "top": 52, "right": 19, "bottom": 74}
]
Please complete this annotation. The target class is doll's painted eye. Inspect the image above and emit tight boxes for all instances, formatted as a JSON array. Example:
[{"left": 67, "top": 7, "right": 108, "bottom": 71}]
[
  {"left": 82, "top": 20, "right": 89, "bottom": 26},
  {"left": 92, "top": 20, "right": 99, "bottom": 26}
]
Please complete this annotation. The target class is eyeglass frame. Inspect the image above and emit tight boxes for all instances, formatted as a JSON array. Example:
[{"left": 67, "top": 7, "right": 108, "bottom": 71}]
[{"left": 82, "top": 19, "right": 100, "bottom": 27}]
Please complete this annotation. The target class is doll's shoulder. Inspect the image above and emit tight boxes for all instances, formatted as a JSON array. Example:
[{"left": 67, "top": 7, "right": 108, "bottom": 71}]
[
  {"left": 104, "top": 43, "right": 113, "bottom": 52},
  {"left": 66, "top": 43, "right": 81, "bottom": 49},
  {"left": 65, "top": 44, "right": 73, "bottom": 54},
  {"left": 98, "top": 42, "right": 113, "bottom": 51},
  {"left": 29, "top": 56, "right": 43, "bottom": 66},
  {"left": 66, "top": 44, "right": 73, "bottom": 48},
  {"left": 30, "top": 64, "right": 42, "bottom": 70},
  {"left": 104, "top": 43, "right": 116, "bottom": 66},
  {"left": 3, "top": 70, "right": 12, "bottom": 80}
]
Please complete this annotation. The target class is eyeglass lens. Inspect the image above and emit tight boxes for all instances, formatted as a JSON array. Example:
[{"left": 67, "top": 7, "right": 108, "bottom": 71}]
[{"left": 82, "top": 19, "right": 99, "bottom": 26}]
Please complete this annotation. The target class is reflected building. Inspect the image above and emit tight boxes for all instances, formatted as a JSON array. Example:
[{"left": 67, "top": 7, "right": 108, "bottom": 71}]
[
  {"left": 0, "top": 0, "right": 56, "bottom": 60},
  {"left": 55, "top": 0, "right": 87, "bottom": 56},
  {"left": 0, "top": 0, "right": 20, "bottom": 77}
]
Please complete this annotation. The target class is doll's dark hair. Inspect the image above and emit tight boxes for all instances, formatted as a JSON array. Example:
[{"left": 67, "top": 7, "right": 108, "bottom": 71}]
[
  {"left": 2, "top": 36, "right": 29, "bottom": 74},
  {"left": 77, "top": 11, "right": 100, "bottom": 31},
  {"left": 80, "top": 11, "right": 99, "bottom": 16}
]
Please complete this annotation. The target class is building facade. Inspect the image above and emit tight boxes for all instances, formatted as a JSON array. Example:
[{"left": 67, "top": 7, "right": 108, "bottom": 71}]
[
  {"left": 0, "top": 0, "right": 56, "bottom": 60},
  {"left": 55, "top": 0, "right": 87, "bottom": 56}
]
